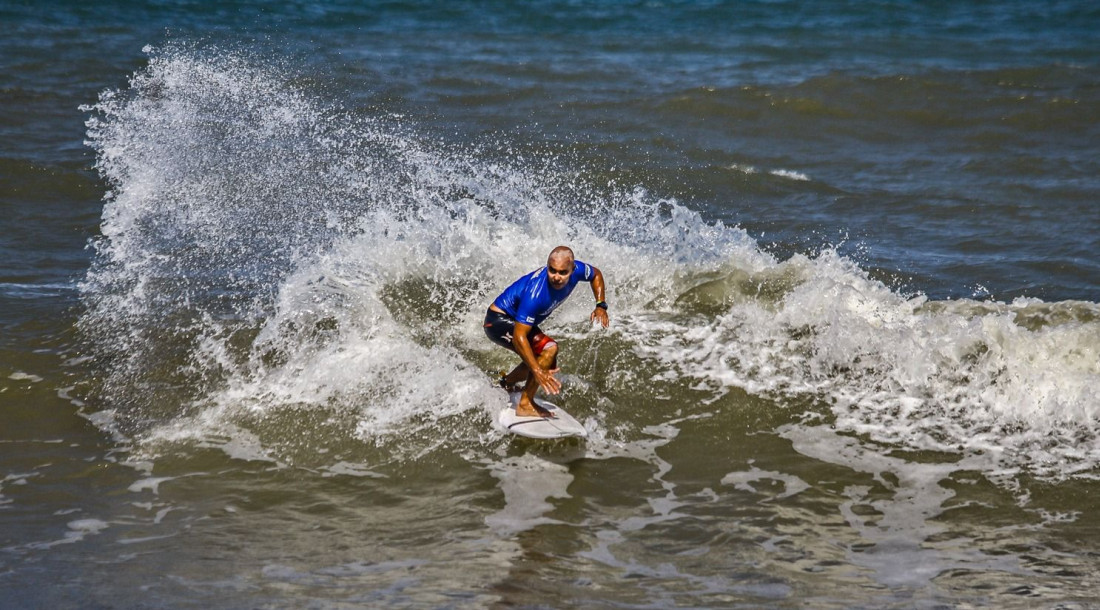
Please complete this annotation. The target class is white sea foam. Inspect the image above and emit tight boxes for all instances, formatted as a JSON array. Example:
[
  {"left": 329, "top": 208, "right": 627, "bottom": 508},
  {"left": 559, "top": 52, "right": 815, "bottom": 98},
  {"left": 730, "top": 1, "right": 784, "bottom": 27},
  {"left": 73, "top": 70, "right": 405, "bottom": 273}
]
[
  {"left": 7, "top": 371, "right": 43, "bottom": 383},
  {"left": 769, "top": 168, "right": 810, "bottom": 181},
  {"left": 15, "top": 518, "right": 111, "bottom": 551},
  {"left": 1, "top": 472, "right": 36, "bottom": 509},
  {"left": 633, "top": 250, "right": 1100, "bottom": 479},
  {"left": 721, "top": 463, "right": 810, "bottom": 500},
  {"left": 485, "top": 455, "right": 573, "bottom": 535},
  {"left": 128, "top": 476, "right": 174, "bottom": 495}
]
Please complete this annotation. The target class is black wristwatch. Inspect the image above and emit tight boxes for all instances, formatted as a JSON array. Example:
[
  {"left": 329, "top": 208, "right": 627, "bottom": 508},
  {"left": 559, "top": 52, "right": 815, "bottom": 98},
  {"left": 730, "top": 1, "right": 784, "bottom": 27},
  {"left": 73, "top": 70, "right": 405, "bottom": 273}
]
[{"left": 595, "top": 301, "right": 608, "bottom": 310}]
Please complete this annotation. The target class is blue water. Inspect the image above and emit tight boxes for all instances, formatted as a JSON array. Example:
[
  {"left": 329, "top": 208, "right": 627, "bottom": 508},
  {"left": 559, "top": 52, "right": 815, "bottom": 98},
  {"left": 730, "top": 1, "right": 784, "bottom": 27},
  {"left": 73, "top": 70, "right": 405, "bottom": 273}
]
[
  {"left": 3, "top": 1, "right": 1100, "bottom": 607},
  {"left": 4, "top": 1, "right": 1098, "bottom": 305}
]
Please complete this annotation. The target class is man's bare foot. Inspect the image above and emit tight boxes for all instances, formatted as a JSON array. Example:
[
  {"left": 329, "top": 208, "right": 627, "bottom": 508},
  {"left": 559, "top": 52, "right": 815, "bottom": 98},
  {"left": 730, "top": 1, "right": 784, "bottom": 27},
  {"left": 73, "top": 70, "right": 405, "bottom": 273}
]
[{"left": 515, "top": 401, "right": 553, "bottom": 418}]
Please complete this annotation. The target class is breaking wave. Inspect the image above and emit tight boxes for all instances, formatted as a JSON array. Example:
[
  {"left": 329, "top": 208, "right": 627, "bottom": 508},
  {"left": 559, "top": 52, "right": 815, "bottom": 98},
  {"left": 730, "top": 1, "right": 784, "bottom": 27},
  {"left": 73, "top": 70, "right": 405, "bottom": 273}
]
[{"left": 78, "top": 45, "right": 1100, "bottom": 481}]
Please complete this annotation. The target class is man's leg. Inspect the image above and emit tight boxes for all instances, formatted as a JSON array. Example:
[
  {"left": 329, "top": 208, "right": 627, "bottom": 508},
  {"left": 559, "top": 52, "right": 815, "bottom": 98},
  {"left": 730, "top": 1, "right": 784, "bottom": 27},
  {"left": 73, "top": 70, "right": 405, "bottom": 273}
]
[
  {"left": 515, "top": 343, "right": 558, "bottom": 417},
  {"left": 503, "top": 328, "right": 552, "bottom": 391},
  {"left": 503, "top": 362, "right": 529, "bottom": 389}
]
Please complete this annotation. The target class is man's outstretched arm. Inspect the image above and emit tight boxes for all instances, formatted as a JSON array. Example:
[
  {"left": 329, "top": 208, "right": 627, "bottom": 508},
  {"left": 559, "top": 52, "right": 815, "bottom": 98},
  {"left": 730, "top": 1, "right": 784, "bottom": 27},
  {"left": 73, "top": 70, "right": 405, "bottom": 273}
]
[{"left": 589, "top": 266, "right": 609, "bottom": 328}]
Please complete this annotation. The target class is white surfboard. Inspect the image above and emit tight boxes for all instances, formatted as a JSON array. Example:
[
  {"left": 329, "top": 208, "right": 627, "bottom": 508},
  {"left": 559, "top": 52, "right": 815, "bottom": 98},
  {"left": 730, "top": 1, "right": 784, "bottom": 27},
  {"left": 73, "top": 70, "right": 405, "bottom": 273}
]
[{"left": 499, "top": 391, "right": 588, "bottom": 439}]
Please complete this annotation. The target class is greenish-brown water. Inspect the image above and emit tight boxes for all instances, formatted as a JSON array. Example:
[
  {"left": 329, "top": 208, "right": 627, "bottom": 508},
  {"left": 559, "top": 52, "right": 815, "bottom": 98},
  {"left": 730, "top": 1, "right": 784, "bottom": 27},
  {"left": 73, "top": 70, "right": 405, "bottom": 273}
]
[{"left": 3, "top": 1, "right": 1100, "bottom": 607}]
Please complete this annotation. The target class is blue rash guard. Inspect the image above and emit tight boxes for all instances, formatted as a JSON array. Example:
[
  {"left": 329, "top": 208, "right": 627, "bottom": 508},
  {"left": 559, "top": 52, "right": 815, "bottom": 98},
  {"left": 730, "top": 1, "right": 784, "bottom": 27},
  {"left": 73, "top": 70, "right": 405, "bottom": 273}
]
[{"left": 493, "top": 260, "right": 594, "bottom": 326}]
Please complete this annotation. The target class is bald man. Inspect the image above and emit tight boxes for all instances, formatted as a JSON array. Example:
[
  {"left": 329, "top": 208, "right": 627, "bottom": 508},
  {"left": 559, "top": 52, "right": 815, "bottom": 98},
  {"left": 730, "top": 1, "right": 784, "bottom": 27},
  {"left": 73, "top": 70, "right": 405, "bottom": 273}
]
[{"left": 484, "top": 246, "right": 609, "bottom": 417}]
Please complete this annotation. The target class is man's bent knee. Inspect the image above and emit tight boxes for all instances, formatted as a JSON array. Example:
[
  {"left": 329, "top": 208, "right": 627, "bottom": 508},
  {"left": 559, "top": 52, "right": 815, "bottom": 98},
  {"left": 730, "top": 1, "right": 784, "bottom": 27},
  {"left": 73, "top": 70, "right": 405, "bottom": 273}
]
[
  {"left": 540, "top": 342, "right": 558, "bottom": 363},
  {"left": 531, "top": 333, "right": 557, "bottom": 357},
  {"left": 541, "top": 340, "right": 558, "bottom": 369}
]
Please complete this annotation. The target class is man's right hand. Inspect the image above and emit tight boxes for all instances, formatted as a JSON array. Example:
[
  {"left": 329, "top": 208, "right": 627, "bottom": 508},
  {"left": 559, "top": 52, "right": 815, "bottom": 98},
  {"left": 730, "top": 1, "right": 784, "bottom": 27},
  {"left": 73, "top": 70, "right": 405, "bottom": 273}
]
[{"left": 534, "top": 366, "right": 562, "bottom": 395}]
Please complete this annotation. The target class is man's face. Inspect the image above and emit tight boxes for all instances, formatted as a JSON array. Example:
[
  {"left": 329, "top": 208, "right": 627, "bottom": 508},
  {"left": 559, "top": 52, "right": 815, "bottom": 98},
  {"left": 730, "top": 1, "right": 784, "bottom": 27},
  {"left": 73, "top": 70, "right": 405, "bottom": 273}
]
[{"left": 547, "top": 256, "right": 574, "bottom": 290}]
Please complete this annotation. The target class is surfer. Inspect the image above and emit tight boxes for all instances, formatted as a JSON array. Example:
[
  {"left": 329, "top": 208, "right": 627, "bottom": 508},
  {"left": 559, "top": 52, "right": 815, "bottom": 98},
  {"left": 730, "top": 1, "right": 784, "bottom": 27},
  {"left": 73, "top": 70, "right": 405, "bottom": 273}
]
[{"left": 484, "top": 246, "right": 609, "bottom": 417}]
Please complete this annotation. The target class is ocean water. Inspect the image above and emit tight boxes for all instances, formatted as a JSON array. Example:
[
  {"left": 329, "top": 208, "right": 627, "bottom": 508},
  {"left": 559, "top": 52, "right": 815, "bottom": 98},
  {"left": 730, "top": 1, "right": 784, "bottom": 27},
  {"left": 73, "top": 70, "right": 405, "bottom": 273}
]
[{"left": 2, "top": 1, "right": 1099, "bottom": 607}]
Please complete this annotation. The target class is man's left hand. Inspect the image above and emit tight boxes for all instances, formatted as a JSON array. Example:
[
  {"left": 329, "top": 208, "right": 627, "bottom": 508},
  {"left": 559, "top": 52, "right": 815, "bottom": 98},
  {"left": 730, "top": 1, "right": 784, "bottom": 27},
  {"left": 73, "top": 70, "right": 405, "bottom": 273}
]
[{"left": 590, "top": 307, "right": 609, "bottom": 328}]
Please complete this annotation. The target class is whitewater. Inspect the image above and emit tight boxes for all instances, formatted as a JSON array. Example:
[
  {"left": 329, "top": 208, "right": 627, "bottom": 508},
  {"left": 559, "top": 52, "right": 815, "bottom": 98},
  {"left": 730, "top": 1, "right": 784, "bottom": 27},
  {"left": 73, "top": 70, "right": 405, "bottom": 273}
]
[{"left": 75, "top": 47, "right": 1100, "bottom": 484}]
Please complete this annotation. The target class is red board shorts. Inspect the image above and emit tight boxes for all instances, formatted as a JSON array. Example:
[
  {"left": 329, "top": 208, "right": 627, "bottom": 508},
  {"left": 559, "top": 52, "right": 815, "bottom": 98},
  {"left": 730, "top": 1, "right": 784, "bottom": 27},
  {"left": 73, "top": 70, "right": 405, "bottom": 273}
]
[{"left": 484, "top": 309, "right": 557, "bottom": 356}]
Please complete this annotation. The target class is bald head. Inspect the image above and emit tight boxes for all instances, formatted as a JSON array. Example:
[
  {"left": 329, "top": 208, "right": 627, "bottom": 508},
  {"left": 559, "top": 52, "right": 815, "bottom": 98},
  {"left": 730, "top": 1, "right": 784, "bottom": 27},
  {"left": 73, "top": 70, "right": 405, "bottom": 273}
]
[
  {"left": 548, "top": 245, "right": 574, "bottom": 267},
  {"left": 546, "top": 246, "right": 575, "bottom": 289}
]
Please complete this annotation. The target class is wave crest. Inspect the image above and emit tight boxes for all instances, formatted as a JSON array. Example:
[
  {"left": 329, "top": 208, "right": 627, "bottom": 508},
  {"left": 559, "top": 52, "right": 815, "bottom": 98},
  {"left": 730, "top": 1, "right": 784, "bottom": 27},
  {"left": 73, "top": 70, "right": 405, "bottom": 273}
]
[{"left": 78, "top": 46, "right": 1100, "bottom": 480}]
